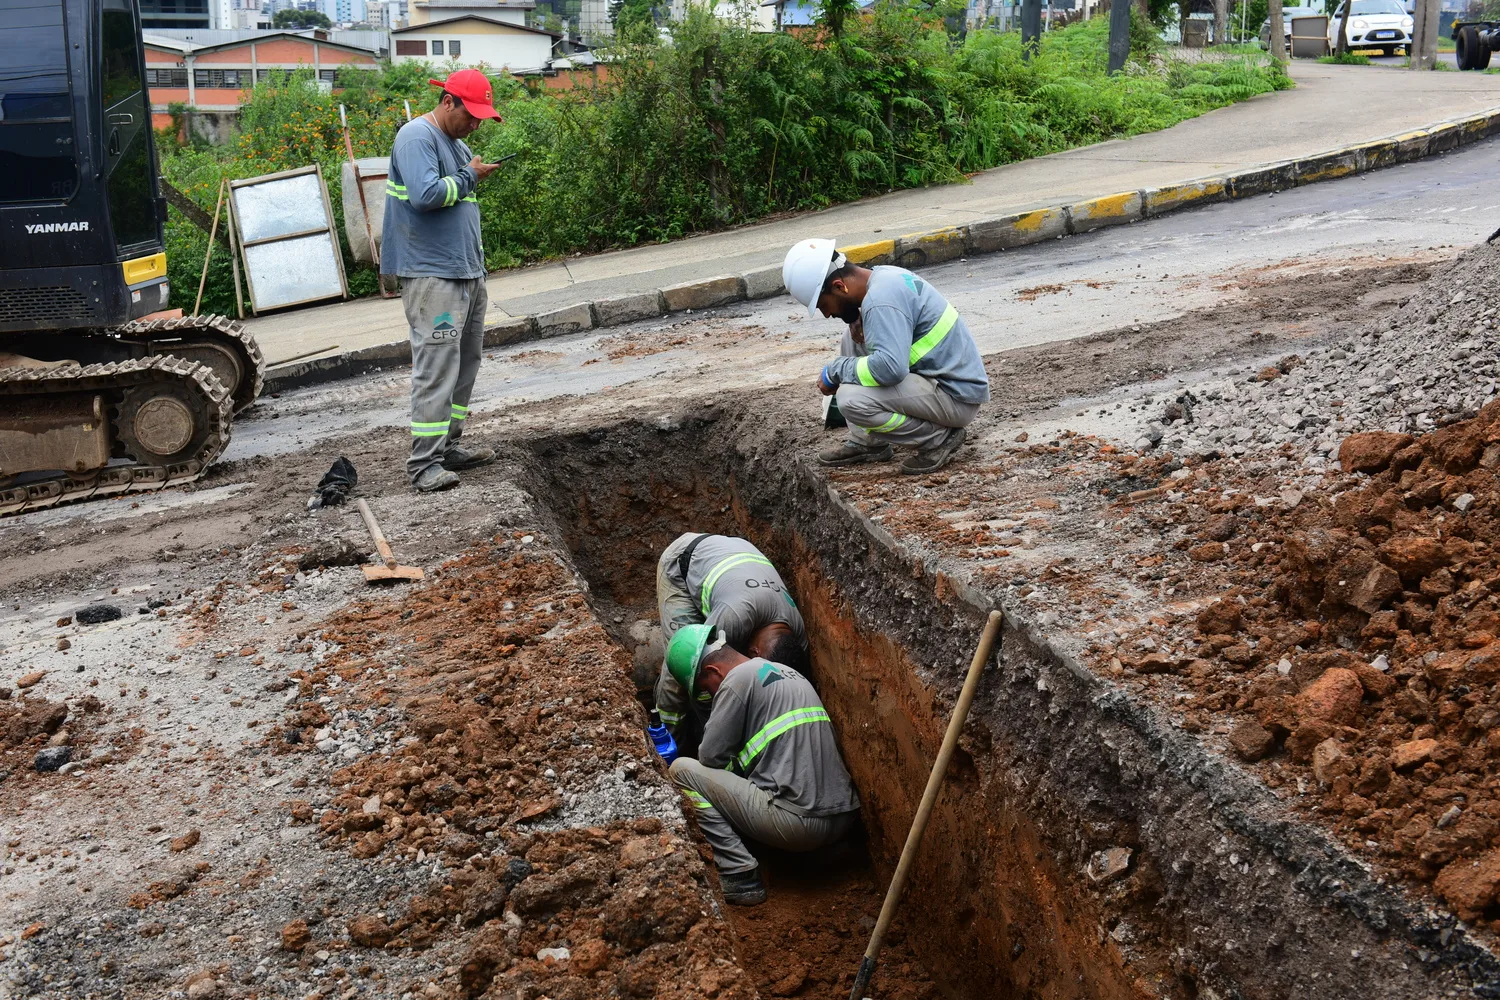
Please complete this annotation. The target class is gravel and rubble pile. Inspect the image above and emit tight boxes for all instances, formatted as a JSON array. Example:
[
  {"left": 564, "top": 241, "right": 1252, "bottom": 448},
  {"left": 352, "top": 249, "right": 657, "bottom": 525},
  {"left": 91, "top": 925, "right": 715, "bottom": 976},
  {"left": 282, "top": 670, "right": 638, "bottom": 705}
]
[
  {"left": 1128, "top": 241, "right": 1500, "bottom": 463},
  {"left": 1074, "top": 400, "right": 1500, "bottom": 930}
]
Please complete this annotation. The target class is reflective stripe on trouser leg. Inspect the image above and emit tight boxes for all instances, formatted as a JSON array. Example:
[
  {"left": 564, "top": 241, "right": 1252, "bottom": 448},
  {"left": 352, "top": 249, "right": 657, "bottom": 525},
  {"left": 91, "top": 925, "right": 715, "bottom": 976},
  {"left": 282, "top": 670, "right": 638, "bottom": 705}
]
[
  {"left": 835, "top": 375, "right": 981, "bottom": 451},
  {"left": 669, "top": 757, "right": 855, "bottom": 873},
  {"left": 670, "top": 758, "right": 758, "bottom": 873},
  {"left": 445, "top": 280, "right": 486, "bottom": 449},
  {"left": 405, "top": 276, "right": 484, "bottom": 482}
]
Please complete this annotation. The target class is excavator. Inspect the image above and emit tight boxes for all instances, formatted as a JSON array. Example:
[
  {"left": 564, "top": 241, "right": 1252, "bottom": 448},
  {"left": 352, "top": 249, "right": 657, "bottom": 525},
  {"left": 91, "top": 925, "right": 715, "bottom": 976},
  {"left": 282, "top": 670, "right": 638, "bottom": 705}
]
[{"left": 0, "top": 0, "right": 263, "bottom": 515}]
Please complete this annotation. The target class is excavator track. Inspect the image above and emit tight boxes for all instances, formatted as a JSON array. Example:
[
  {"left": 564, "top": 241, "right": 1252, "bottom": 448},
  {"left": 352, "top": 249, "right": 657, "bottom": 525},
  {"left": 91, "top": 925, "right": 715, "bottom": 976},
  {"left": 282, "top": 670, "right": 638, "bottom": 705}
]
[
  {"left": 118, "top": 313, "right": 264, "bottom": 413},
  {"left": 0, "top": 355, "right": 232, "bottom": 517}
]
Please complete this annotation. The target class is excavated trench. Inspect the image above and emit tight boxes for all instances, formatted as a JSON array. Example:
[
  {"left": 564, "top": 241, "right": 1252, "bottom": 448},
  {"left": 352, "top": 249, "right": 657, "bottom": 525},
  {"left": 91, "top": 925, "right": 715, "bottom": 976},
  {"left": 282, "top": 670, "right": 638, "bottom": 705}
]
[
  {"left": 517, "top": 415, "right": 1138, "bottom": 1000},
  {"left": 511, "top": 405, "right": 1500, "bottom": 1000}
]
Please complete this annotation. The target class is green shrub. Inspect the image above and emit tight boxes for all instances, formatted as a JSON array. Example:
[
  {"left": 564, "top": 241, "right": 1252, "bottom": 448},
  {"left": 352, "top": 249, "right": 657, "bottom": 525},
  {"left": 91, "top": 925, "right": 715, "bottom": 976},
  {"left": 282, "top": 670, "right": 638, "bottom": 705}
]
[{"left": 160, "top": 4, "right": 1290, "bottom": 312}]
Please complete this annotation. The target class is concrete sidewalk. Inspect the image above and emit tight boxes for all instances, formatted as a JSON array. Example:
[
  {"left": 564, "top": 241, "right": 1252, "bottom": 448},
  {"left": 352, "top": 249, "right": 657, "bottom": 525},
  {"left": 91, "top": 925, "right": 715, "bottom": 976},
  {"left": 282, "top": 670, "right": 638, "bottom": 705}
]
[{"left": 247, "top": 62, "right": 1500, "bottom": 371}]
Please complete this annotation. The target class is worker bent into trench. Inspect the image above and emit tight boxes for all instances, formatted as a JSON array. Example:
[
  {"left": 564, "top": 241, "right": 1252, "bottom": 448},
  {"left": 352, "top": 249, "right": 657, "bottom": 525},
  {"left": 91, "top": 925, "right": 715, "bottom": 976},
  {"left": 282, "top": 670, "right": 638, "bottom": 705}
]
[
  {"left": 663, "top": 623, "right": 860, "bottom": 906},
  {"left": 653, "top": 532, "right": 808, "bottom": 747},
  {"left": 784, "top": 238, "right": 992, "bottom": 475}
]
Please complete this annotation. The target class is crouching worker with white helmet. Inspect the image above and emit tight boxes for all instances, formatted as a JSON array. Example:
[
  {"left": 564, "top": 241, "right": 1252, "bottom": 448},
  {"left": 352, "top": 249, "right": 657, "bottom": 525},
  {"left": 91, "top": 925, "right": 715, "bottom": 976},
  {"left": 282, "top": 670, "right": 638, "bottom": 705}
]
[
  {"left": 664, "top": 623, "right": 860, "bottom": 906},
  {"left": 784, "top": 238, "right": 991, "bottom": 475}
]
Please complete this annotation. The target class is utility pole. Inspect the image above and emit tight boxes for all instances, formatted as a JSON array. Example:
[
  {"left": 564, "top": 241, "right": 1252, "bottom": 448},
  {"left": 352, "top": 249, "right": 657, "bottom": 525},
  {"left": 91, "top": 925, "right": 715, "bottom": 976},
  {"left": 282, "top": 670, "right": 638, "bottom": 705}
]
[
  {"left": 1410, "top": 0, "right": 1440, "bottom": 68},
  {"left": 1021, "top": 0, "right": 1041, "bottom": 58},
  {"left": 1107, "top": 0, "right": 1130, "bottom": 71}
]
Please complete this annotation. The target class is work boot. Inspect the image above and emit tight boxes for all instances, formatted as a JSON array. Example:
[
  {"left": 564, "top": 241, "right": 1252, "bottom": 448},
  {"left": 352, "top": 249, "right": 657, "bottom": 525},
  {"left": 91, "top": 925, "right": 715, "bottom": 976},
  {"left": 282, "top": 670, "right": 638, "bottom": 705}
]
[
  {"left": 901, "top": 426, "right": 966, "bottom": 476},
  {"left": 442, "top": 444, "right": 496, "bottom": 471},
  {"left": 413, "top": 465, "right": 460, "bottom": 493},
  {"left": 817, "top": 440, "right": 893, "bottom": 467},
  {"left": 719, "top": 867, "right": 767, "bottom": 906}
]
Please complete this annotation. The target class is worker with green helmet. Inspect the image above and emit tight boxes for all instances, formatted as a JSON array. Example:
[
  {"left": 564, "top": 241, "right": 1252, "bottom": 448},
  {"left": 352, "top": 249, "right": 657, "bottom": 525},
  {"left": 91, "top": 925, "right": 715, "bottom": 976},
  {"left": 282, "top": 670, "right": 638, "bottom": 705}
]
[
  {"left": 664, "top": 622, "right": 860, "bottom": 906},
  {"left": 654, "top": 532, "right": 809, "bottom": 746}
]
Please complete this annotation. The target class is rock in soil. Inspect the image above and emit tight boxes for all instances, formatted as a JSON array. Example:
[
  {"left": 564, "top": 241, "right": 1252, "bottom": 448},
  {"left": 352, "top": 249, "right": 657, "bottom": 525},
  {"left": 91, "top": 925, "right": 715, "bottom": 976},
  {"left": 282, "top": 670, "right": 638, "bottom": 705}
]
[
  {"left": 74, "top": 603, "right": 122, "bottom": 625},
  {"left": 32, "top": 746, "right": 70, "bottom": 772}
]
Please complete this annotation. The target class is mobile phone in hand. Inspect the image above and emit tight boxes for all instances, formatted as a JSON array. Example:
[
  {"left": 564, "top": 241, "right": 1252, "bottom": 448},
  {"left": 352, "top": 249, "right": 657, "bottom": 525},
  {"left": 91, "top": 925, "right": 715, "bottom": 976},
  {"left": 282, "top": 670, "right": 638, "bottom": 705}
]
[{"left": 487, "top": 151, "right": 520, "bottom": 165}]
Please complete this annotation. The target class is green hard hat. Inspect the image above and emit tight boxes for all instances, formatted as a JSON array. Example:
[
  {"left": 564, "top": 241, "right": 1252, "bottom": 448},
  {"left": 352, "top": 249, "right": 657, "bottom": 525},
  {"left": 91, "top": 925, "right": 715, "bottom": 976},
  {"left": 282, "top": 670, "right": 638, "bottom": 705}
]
[{"left": 666, "top": 623, "right": 712, "bottom": 694}]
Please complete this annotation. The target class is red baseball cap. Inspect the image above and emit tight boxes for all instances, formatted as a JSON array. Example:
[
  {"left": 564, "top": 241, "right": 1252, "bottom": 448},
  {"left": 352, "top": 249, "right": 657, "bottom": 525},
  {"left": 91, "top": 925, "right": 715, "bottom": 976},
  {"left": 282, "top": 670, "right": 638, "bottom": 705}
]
[{"left": 429, "top": 69, "right": 502, "bottom": 121}]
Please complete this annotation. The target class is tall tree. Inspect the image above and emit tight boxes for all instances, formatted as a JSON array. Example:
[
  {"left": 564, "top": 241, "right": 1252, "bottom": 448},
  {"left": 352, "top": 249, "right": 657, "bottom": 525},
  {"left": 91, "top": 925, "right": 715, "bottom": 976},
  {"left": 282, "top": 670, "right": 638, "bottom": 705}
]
[
  {"left": 1333, "top": 0, "right": 1353, "bottom": 54},
  {"left": 1268, "top": 0, "right": 1285, "bottom": 60},
  {"left": 1213, "top": 0, "right": 1228, "bottom": 43}
]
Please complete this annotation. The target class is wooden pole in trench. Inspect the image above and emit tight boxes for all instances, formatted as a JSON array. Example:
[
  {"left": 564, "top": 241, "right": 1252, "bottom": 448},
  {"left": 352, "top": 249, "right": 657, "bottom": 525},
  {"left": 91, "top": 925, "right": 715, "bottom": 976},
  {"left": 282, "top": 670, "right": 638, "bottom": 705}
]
[
  {"left": 192, "top": 178, "right": 227, "bottom": 318},
  {"left": 848, "top": 609, "right": 1004, "bottom": 1000}
]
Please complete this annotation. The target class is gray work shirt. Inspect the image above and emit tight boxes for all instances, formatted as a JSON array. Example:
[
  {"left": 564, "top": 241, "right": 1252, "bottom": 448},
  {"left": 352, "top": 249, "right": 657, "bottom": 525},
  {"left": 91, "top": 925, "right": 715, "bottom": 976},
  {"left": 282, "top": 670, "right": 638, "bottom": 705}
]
[
  {"left": 381, "top": 117, "right": 485, "bottom": 279},
  {"left": 676, "top": 534, "right": 806, "bottom": 652},
  {"left": 825, "top": 266, "right": 991, "bottom": 404},
  {"left": 699, "top": 658, "right": 860, "bottom": 818},
  {"left": 654, "top": 534, "right": 809, "bottom": 731}
]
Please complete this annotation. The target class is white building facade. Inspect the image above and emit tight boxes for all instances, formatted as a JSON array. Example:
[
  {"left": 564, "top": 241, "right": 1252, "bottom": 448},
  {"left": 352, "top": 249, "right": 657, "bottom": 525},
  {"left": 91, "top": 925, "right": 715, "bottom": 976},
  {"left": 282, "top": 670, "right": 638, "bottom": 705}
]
[{"left": 390, "top": 14, "right": 556, "bottom": 70}]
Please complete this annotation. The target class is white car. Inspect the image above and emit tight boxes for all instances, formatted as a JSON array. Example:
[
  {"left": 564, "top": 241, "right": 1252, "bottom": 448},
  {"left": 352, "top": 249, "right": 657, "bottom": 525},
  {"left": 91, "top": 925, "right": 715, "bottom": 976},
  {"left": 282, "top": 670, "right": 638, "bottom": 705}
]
[{"left": 1327, "top": 0, "right": 1415, "bottom": 54}]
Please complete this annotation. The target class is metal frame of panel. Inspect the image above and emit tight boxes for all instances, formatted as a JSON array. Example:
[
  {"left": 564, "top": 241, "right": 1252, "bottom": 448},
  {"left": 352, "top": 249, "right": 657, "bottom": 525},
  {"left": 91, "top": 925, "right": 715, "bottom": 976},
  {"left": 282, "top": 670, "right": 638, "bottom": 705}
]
[
  {"left": 228, "top": 164, "right": 348, "bottom": 314},
  {"left": 1291, "top": 15, "right": 1331, "bottom": 56}
]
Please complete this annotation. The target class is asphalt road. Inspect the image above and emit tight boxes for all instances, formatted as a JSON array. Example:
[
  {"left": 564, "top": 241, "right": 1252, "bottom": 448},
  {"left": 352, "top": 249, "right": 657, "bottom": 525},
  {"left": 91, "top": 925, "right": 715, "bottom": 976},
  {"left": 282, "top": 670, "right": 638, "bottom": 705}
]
[{"left": 213, "top": 132, "right": 1500, "bottom": 469}]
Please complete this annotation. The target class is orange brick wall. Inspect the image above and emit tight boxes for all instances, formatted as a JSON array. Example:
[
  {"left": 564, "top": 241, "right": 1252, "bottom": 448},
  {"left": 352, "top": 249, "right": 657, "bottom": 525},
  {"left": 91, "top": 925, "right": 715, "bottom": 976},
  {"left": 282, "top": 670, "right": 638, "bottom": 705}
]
[
  {"left": 534, "top": 65, "right": 611, "bottom": 90},
  {"left": 250, "top": 37, "right": 318, "bottom": 61},
  {"left": 193, "top": 47, "right": 253, "bottom": 64},
  {"left": 318, "top": 47, "right": 377, "bottom": 64}
]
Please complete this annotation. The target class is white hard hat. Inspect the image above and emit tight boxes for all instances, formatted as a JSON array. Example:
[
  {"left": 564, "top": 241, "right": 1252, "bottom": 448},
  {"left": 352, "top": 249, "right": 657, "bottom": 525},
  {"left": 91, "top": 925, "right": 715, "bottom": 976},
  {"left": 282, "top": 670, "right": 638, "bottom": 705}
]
[{"left": 782, "top": 238, "right": 846, "bottom": 318}]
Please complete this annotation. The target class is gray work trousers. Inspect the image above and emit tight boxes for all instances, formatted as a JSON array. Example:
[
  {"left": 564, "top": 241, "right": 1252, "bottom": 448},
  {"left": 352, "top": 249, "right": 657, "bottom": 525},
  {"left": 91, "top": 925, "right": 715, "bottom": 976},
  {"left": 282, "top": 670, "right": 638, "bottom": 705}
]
[
  {"left": 835, "top": 330, "right": 980, "bottom": 450},
  {"left": 670, "top": 757, "right": 857, "bottom": 874},
  {"left": 404, "top": 276, "right": 487, "bottom": 482},
  {"left": 654, "top": 534, "right": 711, "bottom": 734}
]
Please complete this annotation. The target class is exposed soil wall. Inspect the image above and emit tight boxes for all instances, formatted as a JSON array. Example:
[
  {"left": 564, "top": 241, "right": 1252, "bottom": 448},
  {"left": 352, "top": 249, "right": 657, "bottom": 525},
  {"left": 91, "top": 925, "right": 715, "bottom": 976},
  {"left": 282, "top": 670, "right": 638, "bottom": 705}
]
[
  {"left": 525, "top": 420, "right": 1139, "bottom": 1000},
  {"left": 521, "top": 409, "right": 1500, "bottom": 1000}
]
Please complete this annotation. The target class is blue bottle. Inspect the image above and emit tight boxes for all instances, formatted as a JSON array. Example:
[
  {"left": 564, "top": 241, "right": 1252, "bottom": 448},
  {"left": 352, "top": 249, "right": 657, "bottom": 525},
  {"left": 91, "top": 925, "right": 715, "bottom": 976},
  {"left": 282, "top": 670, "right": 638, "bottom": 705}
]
[{"left": 647, "top": 710, "right": 678, "bottom": 765}]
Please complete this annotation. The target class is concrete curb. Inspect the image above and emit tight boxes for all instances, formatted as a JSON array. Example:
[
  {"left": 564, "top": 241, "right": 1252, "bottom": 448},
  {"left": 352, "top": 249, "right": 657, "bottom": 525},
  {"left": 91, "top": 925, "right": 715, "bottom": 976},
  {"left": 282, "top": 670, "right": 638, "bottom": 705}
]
[{"left": 263, "top": 105, "right": 1500, "bottom": 394}]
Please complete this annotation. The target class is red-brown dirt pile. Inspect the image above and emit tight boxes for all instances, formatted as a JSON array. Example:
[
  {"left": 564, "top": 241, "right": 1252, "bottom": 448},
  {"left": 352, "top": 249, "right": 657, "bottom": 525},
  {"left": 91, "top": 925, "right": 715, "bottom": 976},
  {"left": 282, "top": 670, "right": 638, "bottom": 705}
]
[{"left": 287, "top": 536, "right": 753, "bottom": 999}]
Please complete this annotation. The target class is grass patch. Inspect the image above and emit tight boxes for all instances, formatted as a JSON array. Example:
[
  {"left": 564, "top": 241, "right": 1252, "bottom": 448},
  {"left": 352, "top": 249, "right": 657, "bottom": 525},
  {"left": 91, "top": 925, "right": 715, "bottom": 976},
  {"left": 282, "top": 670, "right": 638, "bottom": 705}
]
[{"left": 1318, "top": 50, "right": 1373, "bottom": 63}]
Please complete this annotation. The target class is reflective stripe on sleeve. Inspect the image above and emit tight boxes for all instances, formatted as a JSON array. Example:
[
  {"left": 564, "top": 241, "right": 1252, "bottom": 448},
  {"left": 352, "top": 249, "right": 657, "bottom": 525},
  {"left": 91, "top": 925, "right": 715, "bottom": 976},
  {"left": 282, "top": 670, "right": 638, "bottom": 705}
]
[
  {"left": 855, "top": 356, "right": 879, "bottom": 387},
  {"left": 657, "top": 708, "right": 683, "bottom": 725},
  {"left": 699, "top": 553, "right": 774, "bottom": 615},
  {"left": 909, "top": 304, "right": 959, "bottom": 366},
  {"left": 385, "top": 182, "right": 408, "bottom": 201},
  {"left": 735, "top": 707, "right": 831, "bottom": 771}
]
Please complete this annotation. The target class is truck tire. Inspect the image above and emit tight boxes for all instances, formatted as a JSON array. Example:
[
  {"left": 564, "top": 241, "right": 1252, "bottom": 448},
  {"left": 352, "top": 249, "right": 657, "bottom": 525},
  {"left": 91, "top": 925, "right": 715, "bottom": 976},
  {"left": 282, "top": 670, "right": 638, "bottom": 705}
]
[{"left": 1457, "top": 25, "right": 1490, "bottom": 69}]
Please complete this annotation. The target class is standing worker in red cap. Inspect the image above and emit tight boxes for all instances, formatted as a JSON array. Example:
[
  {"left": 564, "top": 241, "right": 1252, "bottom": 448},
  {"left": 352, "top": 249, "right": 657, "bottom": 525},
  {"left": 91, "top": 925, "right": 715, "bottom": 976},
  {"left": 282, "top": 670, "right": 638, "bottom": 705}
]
[{"left": 383, "top": 70, "right": 505, "bottom": 493}]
